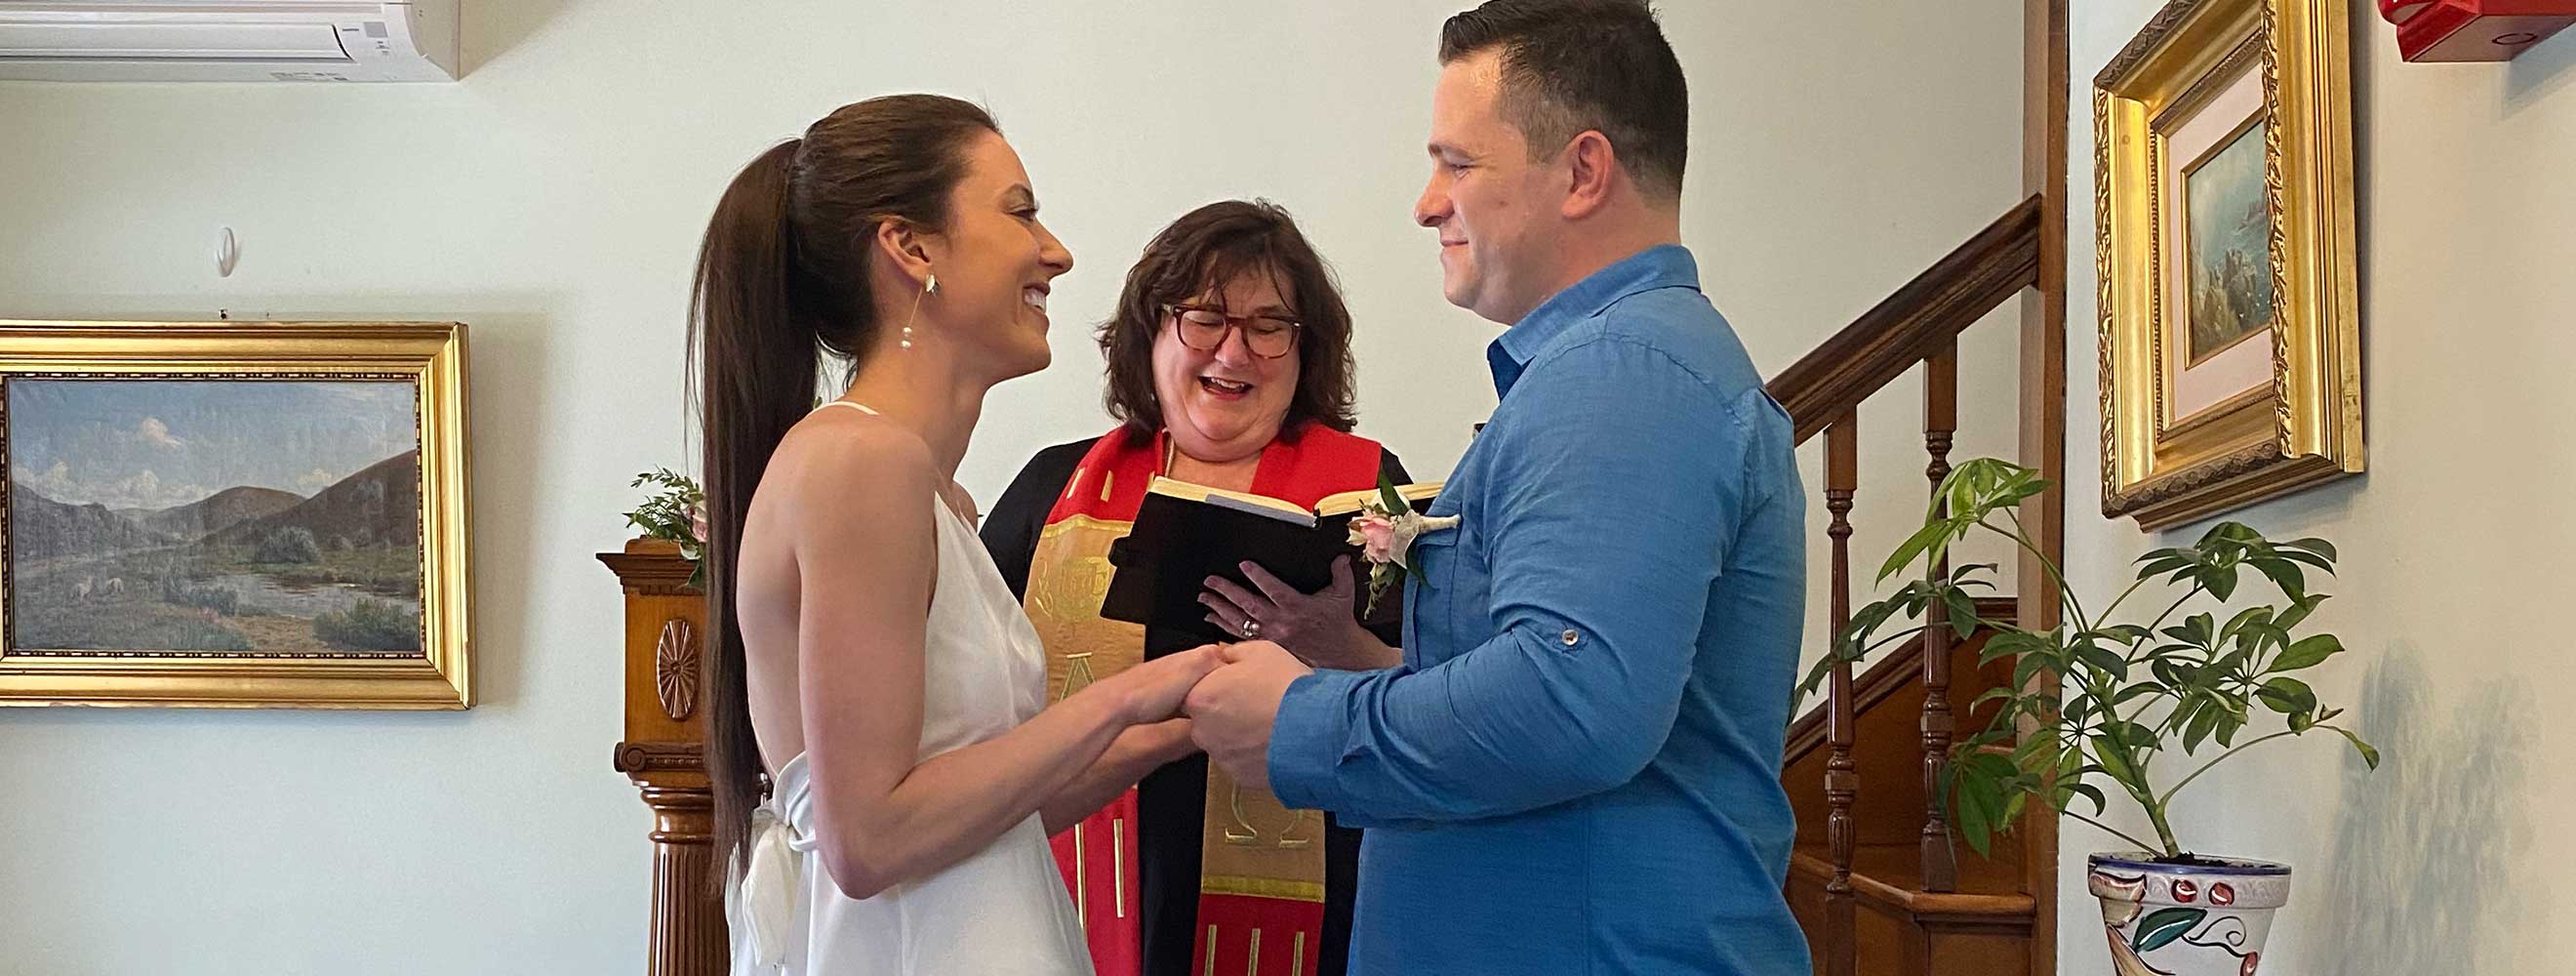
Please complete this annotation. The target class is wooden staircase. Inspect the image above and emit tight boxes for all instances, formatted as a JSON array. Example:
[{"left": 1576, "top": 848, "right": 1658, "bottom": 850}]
[
  {"left": 1762, "top": 191, "right": 2060, "bottom": 976},
  {"left": 1758, "top": 0, "right": 2070, "bottom": 954},
  {"left": 1758, "top": 5, "right": 2070, "bottom": 972}
]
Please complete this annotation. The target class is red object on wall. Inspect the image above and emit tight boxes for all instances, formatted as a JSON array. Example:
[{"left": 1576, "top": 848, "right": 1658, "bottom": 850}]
[{"left": 2381, "top": 0, "right": 2576, "bottom": 61}]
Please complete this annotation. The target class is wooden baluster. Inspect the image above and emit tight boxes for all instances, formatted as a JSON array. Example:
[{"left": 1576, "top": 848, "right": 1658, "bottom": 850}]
[
  {"left": 1919, "top": 345, "right": 1961, "bottom": 893},
  {"left": 1824, "top": 412, "right": 1860, "bottom": 976}
]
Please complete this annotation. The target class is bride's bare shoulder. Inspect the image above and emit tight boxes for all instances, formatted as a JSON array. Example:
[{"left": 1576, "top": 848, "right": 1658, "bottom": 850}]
[{"left": 766, "top": 411, "right": 937, "bottom": 516}]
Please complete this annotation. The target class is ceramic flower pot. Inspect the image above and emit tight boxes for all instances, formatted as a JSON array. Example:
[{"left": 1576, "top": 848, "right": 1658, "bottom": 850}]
[{"left": 2087, "top": 852, "right": 2291, "bottom": 976}]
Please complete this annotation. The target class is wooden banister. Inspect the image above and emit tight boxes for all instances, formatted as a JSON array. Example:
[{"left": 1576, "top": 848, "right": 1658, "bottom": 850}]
[
  {"left": 1766, "top": 196, "right": 2044, "bottom": 444},
  {"left": 1821, "top": 414, "right": 1860, "bottom": 976},
  {"left": 1918, "top": 344, "right": 1960, "bottom": 893}
]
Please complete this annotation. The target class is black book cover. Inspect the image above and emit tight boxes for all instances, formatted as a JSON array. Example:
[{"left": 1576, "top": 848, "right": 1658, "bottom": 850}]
[{"left": 1102, "top": 476, "right": 1440, "bottom": 647}]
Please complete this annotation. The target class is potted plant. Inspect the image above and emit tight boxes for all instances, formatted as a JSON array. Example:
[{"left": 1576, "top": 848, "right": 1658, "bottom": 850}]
[
  {"left": 1795, "top": 459, "right": 2378, "bottom": 976},
  {"left": 625, "top": 467, "right": 707, "bottom": 589}
]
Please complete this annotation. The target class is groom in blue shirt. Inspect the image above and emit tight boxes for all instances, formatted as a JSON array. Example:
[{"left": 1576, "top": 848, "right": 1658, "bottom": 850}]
[{"left": 1185, "top": 2, "right": 1808, "bottom": 973}]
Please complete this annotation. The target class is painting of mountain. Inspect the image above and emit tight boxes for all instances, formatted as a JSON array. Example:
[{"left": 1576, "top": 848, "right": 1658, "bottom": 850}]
[
  {"left": 9, "top": 483, "right": 180, "bottom": 560},
  {"left": 5, "top": 378, "right": 423, "bottom": 655},
  {"left": 208, "top": 451, "right": 420, "bottom": 553},
  {"left": 135, "top": 486, "right": 305, "bottom": 540}
]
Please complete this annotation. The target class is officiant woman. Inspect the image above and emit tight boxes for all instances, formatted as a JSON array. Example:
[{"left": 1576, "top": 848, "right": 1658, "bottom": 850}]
[{"left": 982, "top": 199, "right": 1404, "bottom": 976}]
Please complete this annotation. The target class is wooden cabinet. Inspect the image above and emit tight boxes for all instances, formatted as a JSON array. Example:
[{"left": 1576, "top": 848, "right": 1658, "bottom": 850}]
[{"left": 601, "top": 539, "right": 725, "bottom": 976}]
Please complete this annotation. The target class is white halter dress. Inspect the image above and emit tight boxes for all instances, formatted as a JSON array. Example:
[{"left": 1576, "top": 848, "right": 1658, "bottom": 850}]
[{"left": 729, "top": 400, "right": 1092, "bottom": 975}]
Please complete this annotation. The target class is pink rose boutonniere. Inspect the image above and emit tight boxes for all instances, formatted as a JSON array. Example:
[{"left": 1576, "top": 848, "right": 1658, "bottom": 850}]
[{"left": 1348, "top": 472, "right": 1459, "bottom": 615}]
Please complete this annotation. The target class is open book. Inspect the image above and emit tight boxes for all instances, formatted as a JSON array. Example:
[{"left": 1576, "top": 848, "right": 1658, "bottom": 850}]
[{"left": 1101, "top": 475, "right": 1442, "bottom": 641}]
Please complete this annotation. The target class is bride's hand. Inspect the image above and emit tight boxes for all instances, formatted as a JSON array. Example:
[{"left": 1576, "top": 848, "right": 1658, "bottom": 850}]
[{"left": 1109, "top": 645, "right": 1224, "bottom": 724}]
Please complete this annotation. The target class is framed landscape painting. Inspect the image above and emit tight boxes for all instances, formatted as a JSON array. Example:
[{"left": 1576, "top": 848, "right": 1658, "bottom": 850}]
[
  {"left": 0, "top": 321, "right": 470, "bottom": 709},
  {"left": 2095, "top": 0, "right": 2363, "bottom": 529}
]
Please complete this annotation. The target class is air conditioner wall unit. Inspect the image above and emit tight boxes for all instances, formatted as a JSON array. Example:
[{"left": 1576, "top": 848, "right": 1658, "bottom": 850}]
[{"left": 0, "top": 1, "right": 459, "bottom": 82}]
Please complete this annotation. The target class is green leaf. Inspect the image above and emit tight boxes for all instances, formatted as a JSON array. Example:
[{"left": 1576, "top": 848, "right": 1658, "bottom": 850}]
[
  {"left": 1951, "top": 562, "right": 2001, "bottom": 588},
  {"left": 1943, "top": 586, "right": 1982, "bottom": 639},
  {"left": 1955, "top": 779, "right": 1994, "bottom": 858},
  {"left": 1877, "top": 517, "right": 1961, "bottom": 583},
  {"left": 2221, "top": 605, "right": 2274, "bottom": 641},
  {"left": 2136, "top": 554, "right": 2194, "bottom": 581},
  {"left": 2100, "top": 624, "right": 2153, "bottom": 645},
  {"left": 2182, "top": 702, "right": 2217, "bottom": 753},
  {"left": 1376, "top": 470, "right": 1408, "bottom": 515},
  {"left": 2325, "top": 725, "right": 2382, "bottom": 769},
  {"left": 2204, "top": 521, "right": 2262, "bottom": 544},
  {"left": 2108, "top": 720, "right": 2160, "bottom": 750},
  {"left": 2091, "top": 735, "right": 2144, "bottom": 793},
  {"left": 2014, "top": 651, "right": 2055, "bottom": 692},
  {"left": 2251, "top": 557, "right": 2307, "bottom": 598},
  {"left": 2274, "top": 592, "right": 2329, "bottom": 631},
  {"left": 2012, "top": 732, "right": 2053, "bottom": 770},
  {"left": 1981, "top": 629, "right": 2052, "bottom": 666},
  {"left": 2074, "top": 640, "right": 2129, "bottom": 680},
  {"left": 2257, "top": 676, "right": 2317, "bottom": 715},
  {"left": 2213, "top": 688, "right": 2251, "bottom": 720},
  {"left": 1967, "top": 686, "right": 2019, "bottom": 709},
  {"left": 2151, "top": 658, "right": 2196, "bottom": 689},
  {"left": 2063, "top": 782, "right": 2110, "bottom": 816},
  {"left": 2133, "top": 907, "right": 2208, "bottom": 952},
  {"left": 2245, "top": 623, "right": 2293, "bottom": 655},
  {"left": 2267, "top": 633, "right": 2345, "bottom": 673},
  {"left": 2276, "top": 548, "right": 2338, "bottom": 574},
  {"left": 2109, "top": 682, "right": 2164, "bottom": 707},
  {"left": 2215, "top": 710, "right": 2243, "bottom": 748},
  {"left": 2205, "top": 564, "right": 2240, "bottom": 601},
  {"left": 1970, "top": 751, "right": 2020, "bottom": 781},
  {"left": 2212, "top": 647, "right": 2252, "bottom": 679},
  {"left": 2283, "top": 536, "right": 2338, "bottom": 561}
]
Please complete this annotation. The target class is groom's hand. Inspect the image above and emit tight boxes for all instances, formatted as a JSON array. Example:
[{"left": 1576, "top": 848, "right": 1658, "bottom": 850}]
[{"left": 1184, "top": 640, "right": 1311, "bottom": 793}]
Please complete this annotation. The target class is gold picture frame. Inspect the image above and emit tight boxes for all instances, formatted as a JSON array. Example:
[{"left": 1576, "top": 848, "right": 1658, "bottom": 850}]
[
  {"left": 0, "top": 321, "right": 471, "bottom": 709},
  {"left": 2096, "top": 0, "right": 2361, "bottom": 529}
]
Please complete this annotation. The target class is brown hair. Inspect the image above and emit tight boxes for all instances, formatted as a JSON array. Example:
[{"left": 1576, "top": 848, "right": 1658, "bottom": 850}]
[
  {"left": 688, "top": 94, "right": 999, "bottom": 874},
  {"left": 1439, "top": 0, "right": 1688, "bottom": 199},
  {"left": 1096, "top": 199, "right": 1357, "bottom": 436}
]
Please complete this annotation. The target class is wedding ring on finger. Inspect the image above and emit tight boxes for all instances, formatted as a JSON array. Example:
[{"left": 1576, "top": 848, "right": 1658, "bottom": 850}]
[{"left": 1240, "top": 619, "right": 1261, "bottom": 638}]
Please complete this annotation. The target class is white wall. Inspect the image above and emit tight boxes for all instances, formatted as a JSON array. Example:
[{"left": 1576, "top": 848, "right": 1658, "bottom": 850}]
[
  {"left": 0, "top": 2, "right": 2020, "bottom": 972},
  {"left": 2057, "top": 3, "right": 2576, "bottom": 973}
]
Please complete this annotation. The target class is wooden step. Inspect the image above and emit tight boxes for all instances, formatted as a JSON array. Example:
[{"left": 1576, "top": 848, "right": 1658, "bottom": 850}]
[
  {"left": 1789, "top": 843, "right": 2034, "bottom": 922},
  {"left": 1786, "top": 842, "right": 2036, "bottom": 976},
  {"left": 1778, "top": 597, "right": 2045, "bottom": 976}
]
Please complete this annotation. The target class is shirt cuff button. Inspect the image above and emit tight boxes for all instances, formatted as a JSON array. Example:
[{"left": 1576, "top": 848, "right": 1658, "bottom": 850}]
[{"left": 1560, "top": 629, "right": 1581, "bottom": 646}]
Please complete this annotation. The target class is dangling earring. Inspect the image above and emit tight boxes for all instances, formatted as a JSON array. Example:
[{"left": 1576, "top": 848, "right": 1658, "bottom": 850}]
[{"left": 900, "top": 272, "right": 936, "bottom": 350}]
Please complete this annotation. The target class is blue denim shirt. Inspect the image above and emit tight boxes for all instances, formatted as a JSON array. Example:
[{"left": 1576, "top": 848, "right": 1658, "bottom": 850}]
[{"left": 1268, "top": 245, "right": 1810, "bottom": 975}]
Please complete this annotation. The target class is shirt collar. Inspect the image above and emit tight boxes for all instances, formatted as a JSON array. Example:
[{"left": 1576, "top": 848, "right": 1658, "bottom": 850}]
[{"left": 1485, "top": 244, "right": 1700, "bottom": 396}]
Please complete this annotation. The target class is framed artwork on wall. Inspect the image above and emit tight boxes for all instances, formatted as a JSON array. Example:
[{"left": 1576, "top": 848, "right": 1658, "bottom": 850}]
[
  {"left": 2096, "top": 0, "right": 2363, "bottom": 529},
  {"left": 0, "top": 321, "right": 471, "bottom": 709}
]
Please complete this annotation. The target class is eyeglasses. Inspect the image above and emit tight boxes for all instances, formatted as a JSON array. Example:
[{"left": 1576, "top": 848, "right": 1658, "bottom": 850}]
[{"left": 1163, "top": 304, "right": 1301, "bottom": 359}]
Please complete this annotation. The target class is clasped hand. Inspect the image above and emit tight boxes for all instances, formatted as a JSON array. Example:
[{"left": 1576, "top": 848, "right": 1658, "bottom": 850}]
[{"left": 1113, "top": 639, "right": 1313, "bottom": 793}]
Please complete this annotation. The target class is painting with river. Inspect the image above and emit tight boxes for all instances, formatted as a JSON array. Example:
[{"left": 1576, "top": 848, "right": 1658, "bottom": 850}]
[{"left": 5, "top": 379, "right": 424, "bottom": 656}]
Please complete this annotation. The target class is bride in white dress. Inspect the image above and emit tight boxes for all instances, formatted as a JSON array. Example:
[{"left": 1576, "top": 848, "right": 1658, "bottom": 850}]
[{"left": 689, "top": 96, "right": 1220, "bottom": 975}]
